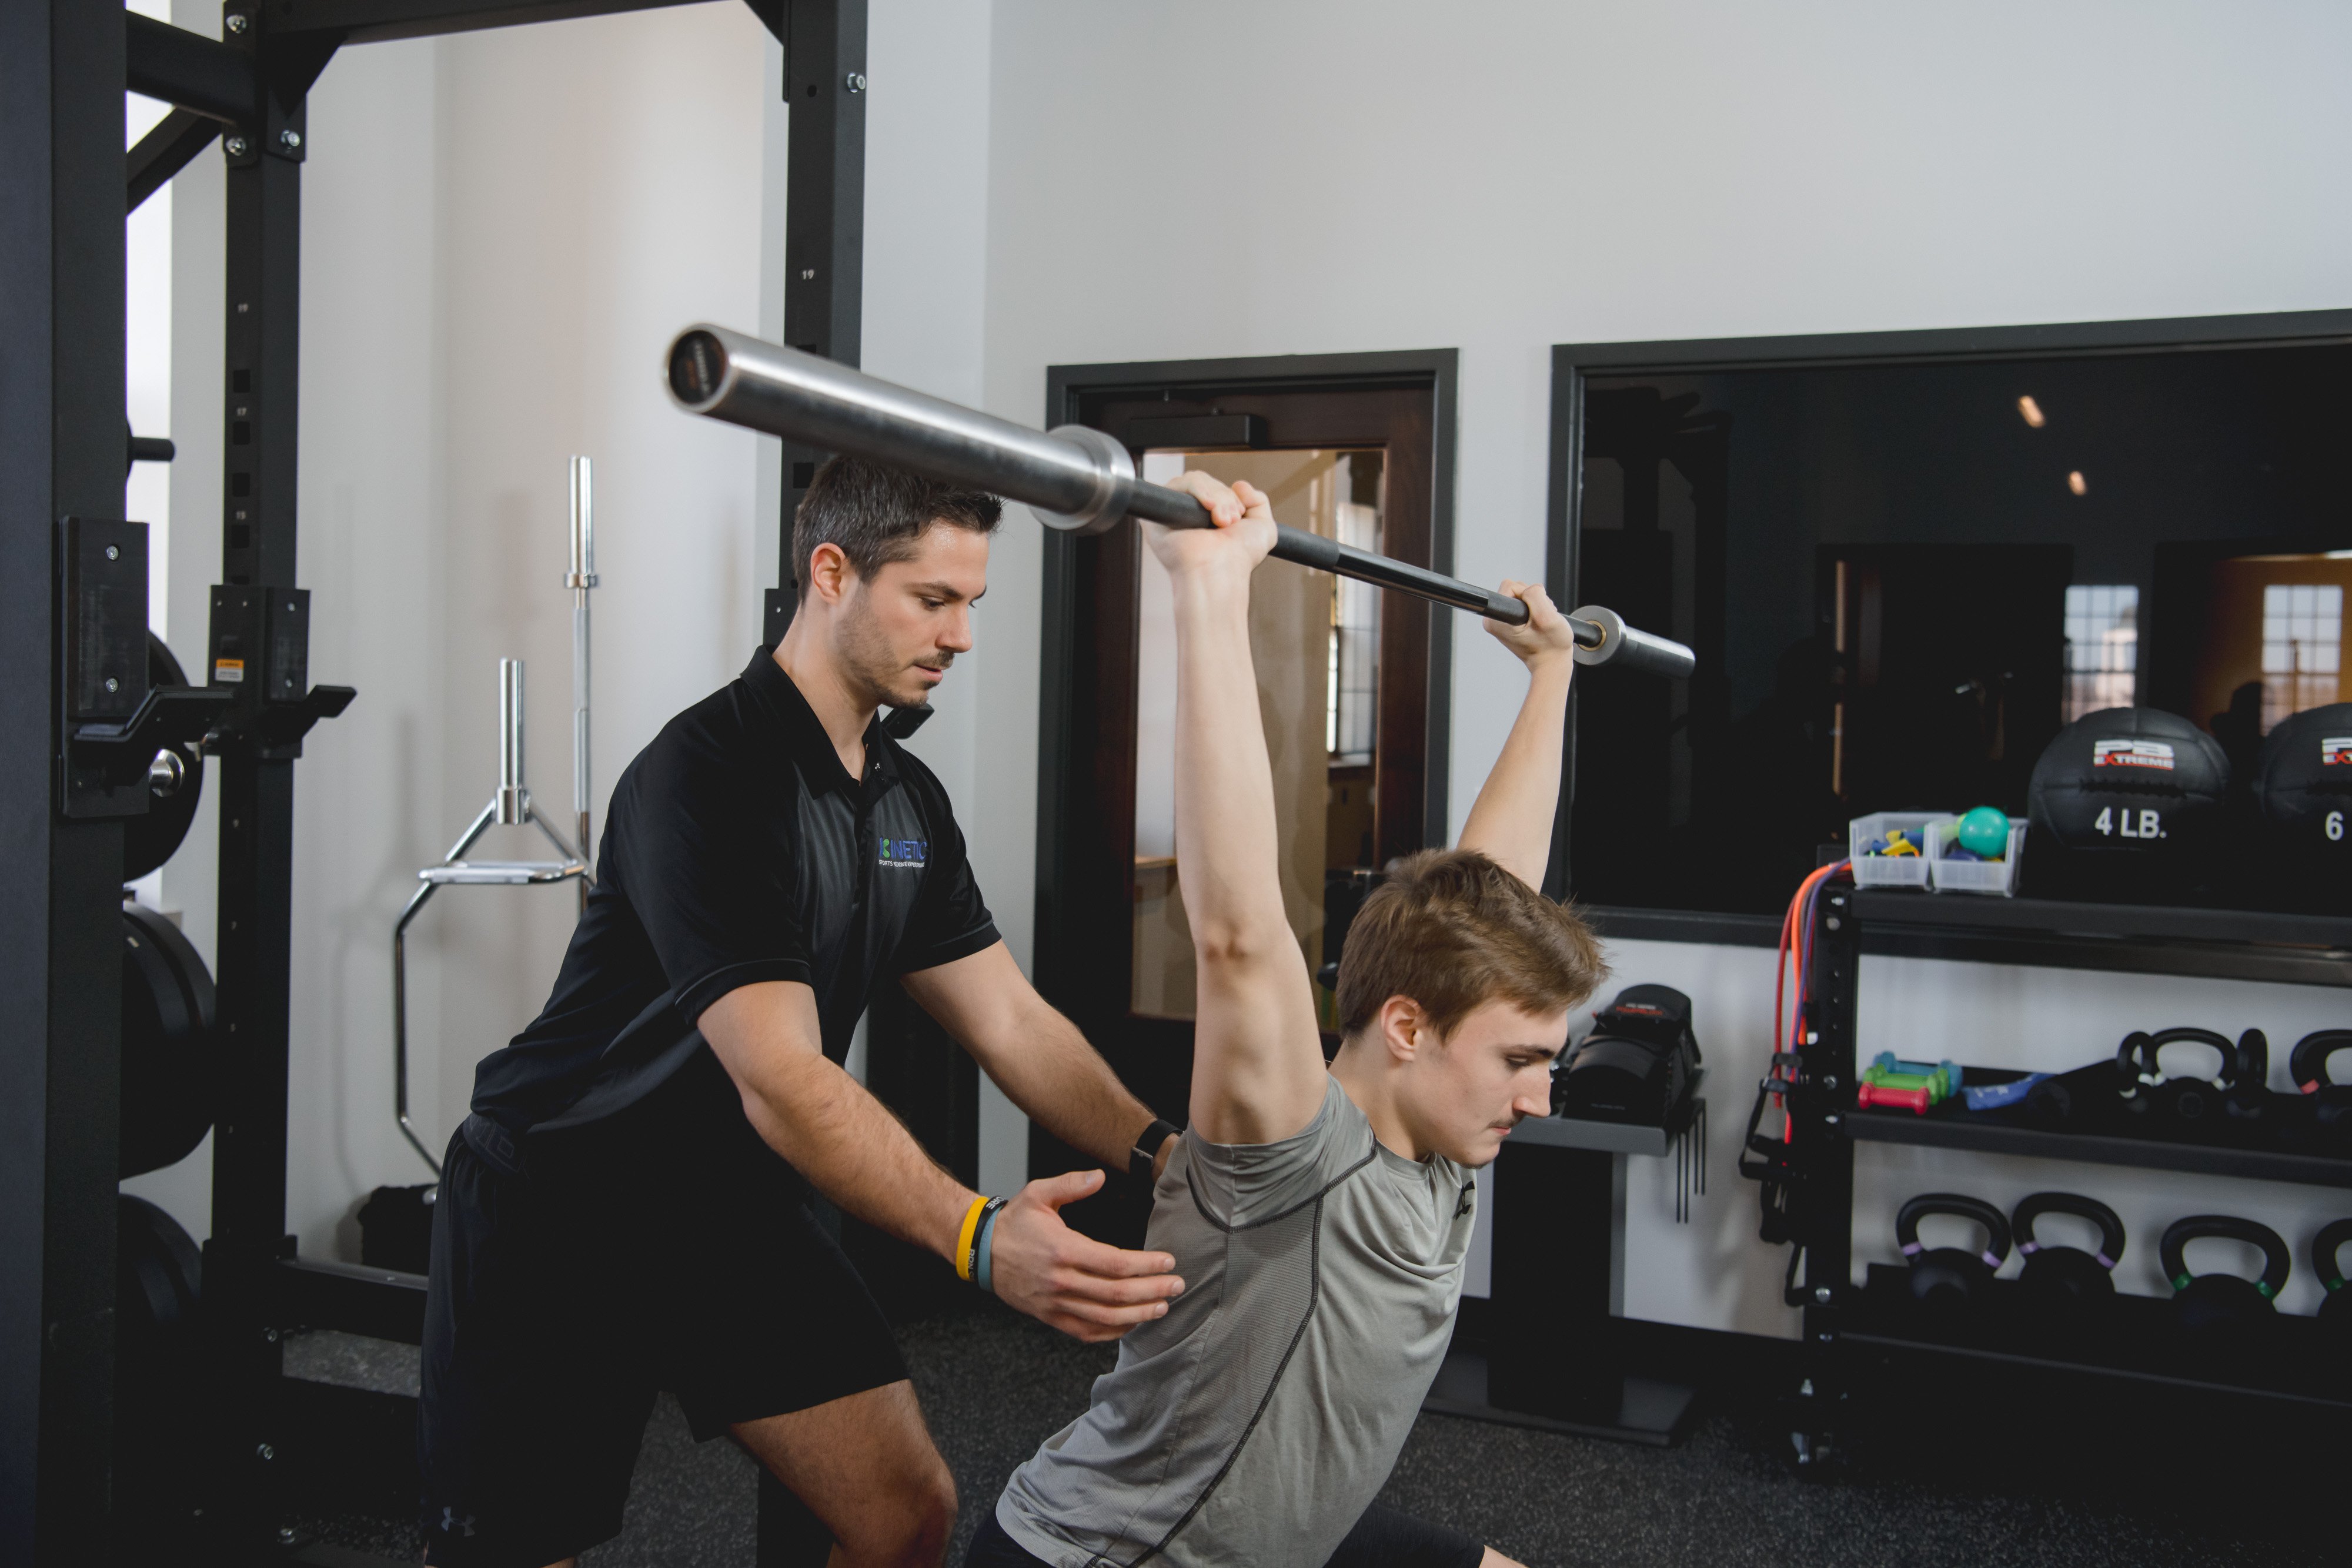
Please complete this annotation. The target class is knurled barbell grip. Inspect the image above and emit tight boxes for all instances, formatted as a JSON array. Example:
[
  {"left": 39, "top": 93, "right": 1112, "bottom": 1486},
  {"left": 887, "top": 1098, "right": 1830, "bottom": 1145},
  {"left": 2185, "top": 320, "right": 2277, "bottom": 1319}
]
[{"left": 1125, "top": 481, "right": 1535, "bottom": 627}]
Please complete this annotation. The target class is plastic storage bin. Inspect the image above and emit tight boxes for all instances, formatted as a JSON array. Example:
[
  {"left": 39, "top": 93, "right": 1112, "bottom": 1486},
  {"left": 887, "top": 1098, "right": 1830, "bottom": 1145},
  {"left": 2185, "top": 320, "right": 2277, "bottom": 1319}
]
[
  {"left": 1927, "top": 818, "right": 2026, "bottom": 895},
  {"left": 1847, "top": 813, "right": 1953, "bottom": 890}
]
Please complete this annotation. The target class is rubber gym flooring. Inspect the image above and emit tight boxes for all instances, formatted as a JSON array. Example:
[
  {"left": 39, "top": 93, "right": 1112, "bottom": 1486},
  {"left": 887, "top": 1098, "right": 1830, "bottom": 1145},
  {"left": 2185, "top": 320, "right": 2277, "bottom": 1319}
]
[{"left": 285, "top": 1299, "right": 2332, "bottom": 1567}]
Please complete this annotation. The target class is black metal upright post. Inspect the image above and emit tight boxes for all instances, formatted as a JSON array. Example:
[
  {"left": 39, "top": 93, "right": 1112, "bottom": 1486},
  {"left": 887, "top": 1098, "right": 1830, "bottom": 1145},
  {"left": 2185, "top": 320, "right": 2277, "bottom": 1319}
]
[
  {"left": 761, "top": 0, "right": 867, "bottom": 645},
  {"left": 1, "top": 5, "right": 130, "bottom": 1563},
  {"left": 1790, "top": 882, "right": 1860, "bottom": 1467},
  {"left": 202, "top": 9, "right": 337, "bottom": 1556}
]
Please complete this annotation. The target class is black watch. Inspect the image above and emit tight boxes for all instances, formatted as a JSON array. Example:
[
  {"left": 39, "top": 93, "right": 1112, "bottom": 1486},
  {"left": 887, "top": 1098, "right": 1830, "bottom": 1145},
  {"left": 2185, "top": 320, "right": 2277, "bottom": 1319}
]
[{"left": 1130, "top": 1119, "right": 1181, "bottom": 1185}]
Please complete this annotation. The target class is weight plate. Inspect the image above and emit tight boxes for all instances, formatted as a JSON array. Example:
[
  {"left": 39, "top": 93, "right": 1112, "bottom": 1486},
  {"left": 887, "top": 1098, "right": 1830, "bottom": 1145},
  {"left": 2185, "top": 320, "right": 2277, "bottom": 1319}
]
[
  {"left": 121, "top": 904, "right": 218, "bottom": 1178},
  {"left": 125, "top": 632, "right": 205, "bottom": 883},
  {"left": 115, "top": 1194, "right": 206, "bottom": 1556},
  {"left": 117, "top": 1193, "right": 202, "bottom": 1346}
]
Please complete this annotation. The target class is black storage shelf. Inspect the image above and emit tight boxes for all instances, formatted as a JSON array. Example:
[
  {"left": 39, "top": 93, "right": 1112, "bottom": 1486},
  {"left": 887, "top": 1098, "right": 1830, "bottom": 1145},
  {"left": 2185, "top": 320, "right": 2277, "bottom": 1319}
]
[
  {"left": 1847, "top": 1104, "right": 2352, "bottom": 1189},
  {"left": 1847, "top": 890, "right": 2352, "bottom": 987},
  {"left": 1845, "top": 1267, "right": 2352, "bottom": 1412},
  {"left": 1771, "top": 881, "right": 2352, "bottom": 1467}
]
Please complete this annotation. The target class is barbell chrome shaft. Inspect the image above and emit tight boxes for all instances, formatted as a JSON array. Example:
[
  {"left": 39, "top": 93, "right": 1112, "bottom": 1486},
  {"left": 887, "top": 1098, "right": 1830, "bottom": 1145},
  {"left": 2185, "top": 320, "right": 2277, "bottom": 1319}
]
[{"left": 664, "top": 325, "right": 1695, "bottom": 677}]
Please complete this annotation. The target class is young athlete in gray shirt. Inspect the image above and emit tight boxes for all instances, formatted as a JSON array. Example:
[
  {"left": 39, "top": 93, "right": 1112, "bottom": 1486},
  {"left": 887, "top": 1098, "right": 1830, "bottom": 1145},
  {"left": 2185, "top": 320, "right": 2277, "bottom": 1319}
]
[{"left": 971, "top": 472, "right": 1608, "bottom": 1568}]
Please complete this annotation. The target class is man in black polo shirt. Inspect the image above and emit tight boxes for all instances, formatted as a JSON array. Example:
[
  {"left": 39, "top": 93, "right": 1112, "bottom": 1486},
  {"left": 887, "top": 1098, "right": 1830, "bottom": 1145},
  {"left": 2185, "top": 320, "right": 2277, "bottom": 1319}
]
[{"left": 420, "top": 458, "right": 1187, "bottom": 1568}]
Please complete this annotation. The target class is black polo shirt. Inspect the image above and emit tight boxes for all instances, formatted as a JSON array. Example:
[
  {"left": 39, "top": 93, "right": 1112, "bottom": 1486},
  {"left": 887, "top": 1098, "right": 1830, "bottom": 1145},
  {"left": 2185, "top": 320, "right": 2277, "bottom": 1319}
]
[{"left": 469, "top": 647, "right": 999, "bottom": 1138}]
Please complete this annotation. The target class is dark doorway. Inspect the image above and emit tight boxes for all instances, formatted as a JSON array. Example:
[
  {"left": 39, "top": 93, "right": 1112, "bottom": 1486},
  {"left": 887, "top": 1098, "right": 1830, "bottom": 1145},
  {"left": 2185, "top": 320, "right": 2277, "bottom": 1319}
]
[{"left": 1033, "top": 350, "right": 1458, "bottom": 1242}]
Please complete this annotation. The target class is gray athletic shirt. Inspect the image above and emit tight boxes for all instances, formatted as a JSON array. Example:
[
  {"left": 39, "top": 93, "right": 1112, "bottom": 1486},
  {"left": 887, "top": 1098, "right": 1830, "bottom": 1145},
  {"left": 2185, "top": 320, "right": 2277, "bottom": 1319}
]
[{"left": 997, "top": 1076, "right": 1476, "bottom": 1568}]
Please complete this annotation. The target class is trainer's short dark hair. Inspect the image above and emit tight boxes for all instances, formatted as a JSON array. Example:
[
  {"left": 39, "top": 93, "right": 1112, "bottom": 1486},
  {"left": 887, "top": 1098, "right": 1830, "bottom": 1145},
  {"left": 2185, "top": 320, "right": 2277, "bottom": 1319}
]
[
  {"left": 1335, "top": 848, "right": 1607, "bottom": 1039},
  {"left": 792, "top": 456, "right": 1002, "bottom": 600}
]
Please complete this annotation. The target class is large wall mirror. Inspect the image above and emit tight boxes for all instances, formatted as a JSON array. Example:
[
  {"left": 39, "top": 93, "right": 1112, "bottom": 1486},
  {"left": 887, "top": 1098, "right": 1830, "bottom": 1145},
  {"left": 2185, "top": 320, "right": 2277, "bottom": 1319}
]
[{"left": 1548, "top": 313, "right": 2352, "bottom": 924}]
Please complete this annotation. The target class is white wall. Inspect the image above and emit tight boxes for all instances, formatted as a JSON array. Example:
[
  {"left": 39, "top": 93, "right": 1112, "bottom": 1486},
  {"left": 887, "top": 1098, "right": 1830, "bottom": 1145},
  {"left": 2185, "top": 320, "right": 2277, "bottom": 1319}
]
[
  {"left": 134, "top": 1, "right": 2352, "bottom": 1328},
  {"left": 971, "top": 1, "right": 2352, "bottom": 1333},
  {"left": 856, "top": 0, "right": 1014, "bottom": 1192},
  {"left": 135, "top": 2, "right": 779, "bottom": 1256},
  {"left": 416, "top": 6, "right": 770, "bottom": 1215}
]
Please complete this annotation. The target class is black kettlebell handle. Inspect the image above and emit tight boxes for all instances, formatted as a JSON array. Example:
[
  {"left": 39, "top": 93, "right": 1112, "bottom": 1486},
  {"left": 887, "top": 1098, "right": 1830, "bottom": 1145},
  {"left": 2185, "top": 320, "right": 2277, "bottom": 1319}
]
[
  {"left": 2143, "top": 1027, "right": 2239, "bottom": 1089},
  {"left": 2289, "top": 1030, "right": 2352, "bottom": 1094},
  {"left": 2315, "top": 1218, "right": 2352, "bottom": 1295},
  {"left": 2012, "top": 1192, "right": 2125, "bottom": 1270},
  {"left": 2114, "top": 1031, "right": 2157, "bottom": 1093},
  {"left": 1897, "top": 1193, "right": 2012, "bottom": 1269},
  {"left": 2159, "top": 1215, "right": 2290, "bottom": 1300}
]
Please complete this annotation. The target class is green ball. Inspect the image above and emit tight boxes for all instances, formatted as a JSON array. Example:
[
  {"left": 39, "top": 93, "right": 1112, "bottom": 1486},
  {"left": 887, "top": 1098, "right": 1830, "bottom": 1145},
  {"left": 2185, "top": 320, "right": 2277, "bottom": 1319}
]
[{"left": 1955, "top": 806, "right": 2011, "bottom": 859}]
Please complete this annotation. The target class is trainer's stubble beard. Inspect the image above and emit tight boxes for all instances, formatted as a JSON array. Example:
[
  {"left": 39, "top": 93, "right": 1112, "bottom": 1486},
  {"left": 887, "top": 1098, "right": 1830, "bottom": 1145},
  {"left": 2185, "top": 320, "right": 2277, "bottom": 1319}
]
[{"left": 837, "top": 584, "right": 951, "bottom": 712}]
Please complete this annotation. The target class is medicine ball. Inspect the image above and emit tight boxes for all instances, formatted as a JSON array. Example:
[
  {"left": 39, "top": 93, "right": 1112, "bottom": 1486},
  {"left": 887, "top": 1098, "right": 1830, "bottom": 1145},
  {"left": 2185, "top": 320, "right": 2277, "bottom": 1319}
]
[
  {"left": 2026, "top": 708, "right": 2229, "bottom": 898},
  {"left": 121, "top": 904, "right": 218, "bottom": 1178},
  {"left": 2250, "top": 703, "right": 2352, "bottom": 911}
]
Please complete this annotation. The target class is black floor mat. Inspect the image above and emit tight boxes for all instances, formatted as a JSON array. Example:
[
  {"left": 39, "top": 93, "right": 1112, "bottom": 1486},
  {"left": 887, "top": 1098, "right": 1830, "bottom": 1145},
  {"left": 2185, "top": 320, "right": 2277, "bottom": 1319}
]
[{"left": 281, "top": 1300, "right": 2337, "bottom": 1567}]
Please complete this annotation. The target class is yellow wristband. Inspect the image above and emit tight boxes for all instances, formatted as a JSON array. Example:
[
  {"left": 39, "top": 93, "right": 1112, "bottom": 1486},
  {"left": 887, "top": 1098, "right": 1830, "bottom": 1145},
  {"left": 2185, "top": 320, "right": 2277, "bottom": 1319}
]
[{"left": 953, "top": 1195, "right": 990, "bottom": 1282}]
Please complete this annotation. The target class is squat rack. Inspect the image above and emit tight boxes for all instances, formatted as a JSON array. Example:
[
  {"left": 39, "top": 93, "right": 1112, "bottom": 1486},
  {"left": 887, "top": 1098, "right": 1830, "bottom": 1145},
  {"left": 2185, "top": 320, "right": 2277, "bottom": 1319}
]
[{"left": 4, "top": 2, "right": 864, "bottom": 1561}]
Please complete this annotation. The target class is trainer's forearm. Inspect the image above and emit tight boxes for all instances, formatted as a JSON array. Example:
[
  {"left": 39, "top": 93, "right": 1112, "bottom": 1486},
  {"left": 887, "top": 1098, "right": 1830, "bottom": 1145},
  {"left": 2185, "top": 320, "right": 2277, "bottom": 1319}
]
[
  {"left": 703, "top": 986, "right": 974, "bottom": 1260},
  {"left": 986, "top": 995, "right": 1161, "bottom": 1172},
  {"left": 743, "top": 1051, "right": 974, "bottom": 1257},
  {"left": 902, "top": 945, "right": 1166, "bottom": 1175},
  {"left": 1458, "top": 656, "right": 1573, "bottom": 887}
]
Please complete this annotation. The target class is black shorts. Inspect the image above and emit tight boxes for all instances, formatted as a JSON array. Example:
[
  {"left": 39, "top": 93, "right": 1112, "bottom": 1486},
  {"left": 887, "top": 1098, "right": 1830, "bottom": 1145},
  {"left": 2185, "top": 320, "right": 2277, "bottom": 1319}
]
[
  {"left": 963, "top": 1502, "right": 1484, "bottom": 1568},
  {"left": 418, "top": 1052, "right": 907, "bottom": 1567}
]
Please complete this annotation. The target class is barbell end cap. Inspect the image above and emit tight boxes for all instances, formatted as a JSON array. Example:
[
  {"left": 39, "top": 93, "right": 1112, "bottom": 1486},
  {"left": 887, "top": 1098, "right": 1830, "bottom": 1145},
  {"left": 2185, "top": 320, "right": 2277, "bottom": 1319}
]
[
  {"left": 1028, "top": 424, "right": 1135, "bottom": 537},
  {"left": 666, "top": 325, "right": 734, "bottom": 412}
]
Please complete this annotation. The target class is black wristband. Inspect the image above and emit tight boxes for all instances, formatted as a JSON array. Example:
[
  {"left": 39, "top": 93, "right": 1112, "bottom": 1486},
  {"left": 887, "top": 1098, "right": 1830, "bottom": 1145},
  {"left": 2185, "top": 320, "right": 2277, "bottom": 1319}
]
[{"left": 1130, "top": 1119, "right": 1180, "bottom": 1185}]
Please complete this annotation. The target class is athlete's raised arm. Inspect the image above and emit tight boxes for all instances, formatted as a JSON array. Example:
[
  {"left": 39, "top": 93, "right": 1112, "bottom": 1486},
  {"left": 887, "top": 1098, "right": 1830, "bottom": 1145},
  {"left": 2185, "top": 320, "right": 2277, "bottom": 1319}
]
[
  {"left": 1148, "top": 473, "right": 1329, "bottom": 1146},
  {"left": 1456, "top": 581, "right": 1578, "bottom": 888}
]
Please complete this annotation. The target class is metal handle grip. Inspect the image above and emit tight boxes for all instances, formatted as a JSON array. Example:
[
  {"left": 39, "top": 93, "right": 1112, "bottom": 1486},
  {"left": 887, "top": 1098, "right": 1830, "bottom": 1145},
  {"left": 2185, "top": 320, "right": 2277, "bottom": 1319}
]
[{"left": 497, "top": 658, "right": 525, "bottom": 825}]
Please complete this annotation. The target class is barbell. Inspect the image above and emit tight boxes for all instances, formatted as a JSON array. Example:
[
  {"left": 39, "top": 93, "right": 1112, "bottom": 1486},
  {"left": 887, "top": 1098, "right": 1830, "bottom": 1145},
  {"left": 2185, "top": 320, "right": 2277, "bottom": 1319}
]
[{"left": 663, "top": 325, "right": 1696, "bottom": 680}]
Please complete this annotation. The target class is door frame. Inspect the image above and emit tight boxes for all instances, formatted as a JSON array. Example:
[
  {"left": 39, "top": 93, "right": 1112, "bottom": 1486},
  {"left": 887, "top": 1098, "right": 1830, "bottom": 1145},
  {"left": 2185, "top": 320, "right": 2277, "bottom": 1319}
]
[{"left": 1031, "top": 348, "right": 1459, "bottom": 1174}]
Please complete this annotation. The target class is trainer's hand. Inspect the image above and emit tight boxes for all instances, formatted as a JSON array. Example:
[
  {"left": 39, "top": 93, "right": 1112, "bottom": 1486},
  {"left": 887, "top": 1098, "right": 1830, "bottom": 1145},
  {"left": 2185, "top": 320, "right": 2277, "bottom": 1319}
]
[
  {"left": 987, "top": 1170, "right": 1185, "bottom": 1343},
  {"left": 1482, "top": 579, "right": 1577, "bottom": 672}
]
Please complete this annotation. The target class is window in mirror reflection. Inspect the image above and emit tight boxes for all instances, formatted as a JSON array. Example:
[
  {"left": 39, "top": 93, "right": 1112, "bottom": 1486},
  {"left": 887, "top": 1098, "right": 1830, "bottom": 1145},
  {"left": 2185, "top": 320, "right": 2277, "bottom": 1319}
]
[
  {"left": 2263, "top": 583, "right": 2343, "bottom": 730},
  {"left": 2064, "top": 584, "right": 2140, "bottom": 721}
]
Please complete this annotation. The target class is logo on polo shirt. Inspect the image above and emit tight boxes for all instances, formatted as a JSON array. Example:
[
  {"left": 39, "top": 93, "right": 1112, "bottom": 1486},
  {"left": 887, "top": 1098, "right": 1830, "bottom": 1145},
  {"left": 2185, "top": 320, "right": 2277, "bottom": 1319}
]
[{"left": 878, "top": 836, "right": 928, "bottom": 869}]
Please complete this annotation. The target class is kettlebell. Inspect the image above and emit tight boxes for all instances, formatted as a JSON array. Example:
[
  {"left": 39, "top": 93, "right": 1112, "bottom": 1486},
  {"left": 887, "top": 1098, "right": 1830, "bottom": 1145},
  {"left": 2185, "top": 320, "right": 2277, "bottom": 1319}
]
[
  {"left": 2289, "top": 1031, "right": 2352, "bottom": 1149},
  {"left": 2221, "top": 1029, "right": 2273, "bottom": 1126},
  {"left": 2120, "top": 1027, "right": 2237, "bottom": 1126},
  {"left": 2160, "top": 1214, "right": 2289, "bottom": 1346},
  {"left": 2314, "top": 1218, "right": 2352, "bottom": 1338},
  {"left": 2113, "top": 1031, "right": 2159, "bottom": 1112},
  {"left": 2026, "top": 1058, "right": 2126, "bottom": 1129},
  {"left": 1896, "top": 1193, "right": 2011, "bottom": 1319},
  {"left": 2011, "top": 1192, "right": 2124, "bottom": 1322}
]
